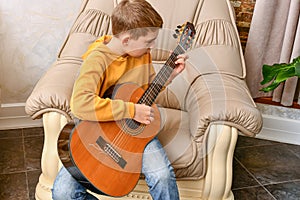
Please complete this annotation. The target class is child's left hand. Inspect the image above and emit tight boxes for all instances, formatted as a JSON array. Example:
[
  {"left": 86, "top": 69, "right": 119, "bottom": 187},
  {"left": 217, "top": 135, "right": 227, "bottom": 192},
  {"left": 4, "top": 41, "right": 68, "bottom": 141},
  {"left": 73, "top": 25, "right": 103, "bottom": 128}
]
[{"left": 168, "top": 54, "right": 188, "bottom": 82}]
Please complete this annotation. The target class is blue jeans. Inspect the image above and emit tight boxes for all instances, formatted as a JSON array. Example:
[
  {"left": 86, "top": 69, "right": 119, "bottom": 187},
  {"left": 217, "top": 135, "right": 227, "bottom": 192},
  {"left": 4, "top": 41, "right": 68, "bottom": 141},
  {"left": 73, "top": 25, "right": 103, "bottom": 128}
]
[{"left": 52, "top": 137, "right": 179, "bottom": 200}]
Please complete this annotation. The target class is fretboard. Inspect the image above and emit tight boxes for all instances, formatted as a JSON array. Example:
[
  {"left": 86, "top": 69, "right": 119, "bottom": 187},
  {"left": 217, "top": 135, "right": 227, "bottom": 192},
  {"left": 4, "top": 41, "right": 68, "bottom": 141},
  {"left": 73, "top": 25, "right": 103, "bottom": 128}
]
[{"left": 138, "top": 44, "right": 185, "bottom": 106}]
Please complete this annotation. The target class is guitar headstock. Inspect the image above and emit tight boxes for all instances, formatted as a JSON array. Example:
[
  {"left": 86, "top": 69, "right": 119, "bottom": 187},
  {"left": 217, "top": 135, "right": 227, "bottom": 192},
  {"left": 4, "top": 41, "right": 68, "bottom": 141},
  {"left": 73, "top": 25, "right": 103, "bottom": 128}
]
[{"left": 173, "top": 22, "right": 196, "bottom": 51}]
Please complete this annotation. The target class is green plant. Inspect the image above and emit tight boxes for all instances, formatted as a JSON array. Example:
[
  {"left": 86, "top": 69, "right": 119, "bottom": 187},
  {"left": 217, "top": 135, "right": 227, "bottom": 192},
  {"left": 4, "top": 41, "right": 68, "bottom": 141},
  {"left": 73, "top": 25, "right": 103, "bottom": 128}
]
[{"left": 260, "top": 55, "right": 300, "bottom": 92}]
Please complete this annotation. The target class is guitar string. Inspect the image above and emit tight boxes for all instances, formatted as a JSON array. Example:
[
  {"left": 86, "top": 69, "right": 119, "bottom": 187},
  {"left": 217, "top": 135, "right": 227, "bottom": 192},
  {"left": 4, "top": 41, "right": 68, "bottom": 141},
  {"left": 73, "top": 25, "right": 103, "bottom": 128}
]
[{"left": 112, "top": 123, "right": 127, "bottom": 147}]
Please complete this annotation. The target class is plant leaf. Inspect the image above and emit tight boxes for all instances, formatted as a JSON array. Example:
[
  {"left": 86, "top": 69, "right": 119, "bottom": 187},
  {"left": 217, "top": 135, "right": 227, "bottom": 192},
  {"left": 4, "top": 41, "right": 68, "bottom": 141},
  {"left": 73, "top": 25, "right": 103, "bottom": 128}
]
[
  {"left": 260, "top": 82, "right": 281, "bottom": 92},
  {"left": 275, "top": 67, "right": 295, "bottom": 82},
  {"left": 294, "top": 56, "right": 300, "bottom": 76},
  {"left": 260, "top": 55, "right": 300, "bottom": 92},
  {"left": 260, "top": 64, "right": 280, "bottom": 85}
]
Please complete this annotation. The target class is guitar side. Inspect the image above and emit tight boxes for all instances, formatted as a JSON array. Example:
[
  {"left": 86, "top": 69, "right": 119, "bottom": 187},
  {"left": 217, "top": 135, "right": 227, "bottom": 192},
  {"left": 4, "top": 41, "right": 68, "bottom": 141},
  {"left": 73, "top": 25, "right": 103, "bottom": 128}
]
[{"left": 58, "top": 83, "right": 161, "bottom": 197}]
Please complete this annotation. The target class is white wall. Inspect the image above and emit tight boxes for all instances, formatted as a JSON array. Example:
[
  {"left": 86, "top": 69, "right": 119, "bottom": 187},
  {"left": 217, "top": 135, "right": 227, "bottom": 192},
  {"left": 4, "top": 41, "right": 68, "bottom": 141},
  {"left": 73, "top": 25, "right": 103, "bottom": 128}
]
[
  {"left": 0, "top": 0, "right": 81, "bottom": 104},
  {"left": 0, "top": 0, "right": 82, "bottom": 129}
]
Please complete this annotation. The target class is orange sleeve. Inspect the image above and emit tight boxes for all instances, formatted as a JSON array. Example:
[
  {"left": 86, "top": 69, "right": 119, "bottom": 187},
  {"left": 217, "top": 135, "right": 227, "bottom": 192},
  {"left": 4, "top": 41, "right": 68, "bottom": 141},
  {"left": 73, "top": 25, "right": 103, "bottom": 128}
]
[{"left": 71, "top": 51, "right": 135, "bottom": 121}]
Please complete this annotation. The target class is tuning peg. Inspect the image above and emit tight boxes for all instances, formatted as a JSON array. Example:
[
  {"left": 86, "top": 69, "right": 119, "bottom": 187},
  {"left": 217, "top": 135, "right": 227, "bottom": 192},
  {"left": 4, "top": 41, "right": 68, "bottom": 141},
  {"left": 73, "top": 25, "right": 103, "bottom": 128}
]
[
  {"left": 177, "top": 25, "right": 182, "bottom": 29},
  {"left": 173, "top": 34, "right": 178, "bottom": 38}
]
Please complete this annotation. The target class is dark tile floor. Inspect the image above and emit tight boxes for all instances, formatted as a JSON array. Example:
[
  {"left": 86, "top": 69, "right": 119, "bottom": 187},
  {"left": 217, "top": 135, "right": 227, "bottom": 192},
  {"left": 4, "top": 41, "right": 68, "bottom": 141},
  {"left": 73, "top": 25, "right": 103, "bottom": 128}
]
[
  {"left": 232, "top": 136, "right": 300, "bottom": 200},
  {"left": 0, "top": 127, "right": 299, "bottom": 200}
]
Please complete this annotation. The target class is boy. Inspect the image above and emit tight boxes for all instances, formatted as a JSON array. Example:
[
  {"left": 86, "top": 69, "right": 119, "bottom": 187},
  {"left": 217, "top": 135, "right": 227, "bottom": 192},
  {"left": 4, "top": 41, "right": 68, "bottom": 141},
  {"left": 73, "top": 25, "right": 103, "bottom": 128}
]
[{"left": 52, "top": 0, "right": 187, "bottom": 199}]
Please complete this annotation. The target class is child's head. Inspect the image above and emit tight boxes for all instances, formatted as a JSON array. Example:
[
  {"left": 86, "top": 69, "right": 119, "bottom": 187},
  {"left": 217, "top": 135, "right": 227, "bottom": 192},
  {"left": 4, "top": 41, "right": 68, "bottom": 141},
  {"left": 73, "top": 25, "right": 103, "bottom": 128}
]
[{"left": 111, "top": 0, "right": 163, "bottom": 39}]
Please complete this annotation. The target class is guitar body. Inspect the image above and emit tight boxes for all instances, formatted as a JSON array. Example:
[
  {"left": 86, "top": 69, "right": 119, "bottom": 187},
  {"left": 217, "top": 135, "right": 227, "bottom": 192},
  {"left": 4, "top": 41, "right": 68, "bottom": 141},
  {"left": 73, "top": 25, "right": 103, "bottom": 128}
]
[{"left": 58, "top": 83, "right": 161, "bottom": 197}]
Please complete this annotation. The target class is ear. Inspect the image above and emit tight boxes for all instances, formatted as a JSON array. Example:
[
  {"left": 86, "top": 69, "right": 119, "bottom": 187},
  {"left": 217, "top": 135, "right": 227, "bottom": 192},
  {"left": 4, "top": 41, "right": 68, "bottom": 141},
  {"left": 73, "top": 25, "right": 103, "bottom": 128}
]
[{"left": 121, "top": 34, "right": 130, "bottom": 46}]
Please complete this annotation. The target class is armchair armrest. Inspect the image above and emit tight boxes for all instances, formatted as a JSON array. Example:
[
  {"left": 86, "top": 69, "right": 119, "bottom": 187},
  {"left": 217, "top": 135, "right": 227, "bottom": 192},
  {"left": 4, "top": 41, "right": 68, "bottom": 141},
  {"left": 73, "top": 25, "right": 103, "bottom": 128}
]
[
  {"left": 185, "top": 73, "right": 263, "bottom": 139},
  {"left": 25, "top": 58, "right": 82, "bottom": 120}
]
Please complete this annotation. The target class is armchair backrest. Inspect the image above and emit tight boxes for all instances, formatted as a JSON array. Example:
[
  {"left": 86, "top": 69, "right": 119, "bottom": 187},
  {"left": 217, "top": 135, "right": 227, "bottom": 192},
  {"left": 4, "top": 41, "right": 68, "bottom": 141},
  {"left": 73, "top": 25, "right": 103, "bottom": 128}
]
[{"left": 57, "top": 0, "right": 245, "bottom": 79}]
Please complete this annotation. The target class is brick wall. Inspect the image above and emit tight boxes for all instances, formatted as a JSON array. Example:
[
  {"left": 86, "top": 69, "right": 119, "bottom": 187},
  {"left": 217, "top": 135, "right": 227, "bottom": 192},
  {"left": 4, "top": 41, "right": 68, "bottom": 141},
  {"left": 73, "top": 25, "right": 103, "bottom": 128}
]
[{"left": 230, "top": 0, "right": 256, "bottom": 52}]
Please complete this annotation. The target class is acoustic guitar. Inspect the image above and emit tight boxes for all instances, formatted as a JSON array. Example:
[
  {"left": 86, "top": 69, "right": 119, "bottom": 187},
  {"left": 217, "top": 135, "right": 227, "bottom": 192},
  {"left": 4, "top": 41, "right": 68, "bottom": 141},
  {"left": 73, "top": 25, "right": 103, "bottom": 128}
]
[{"left": 58, "top": 22, "right": 196, "bottom": 197}]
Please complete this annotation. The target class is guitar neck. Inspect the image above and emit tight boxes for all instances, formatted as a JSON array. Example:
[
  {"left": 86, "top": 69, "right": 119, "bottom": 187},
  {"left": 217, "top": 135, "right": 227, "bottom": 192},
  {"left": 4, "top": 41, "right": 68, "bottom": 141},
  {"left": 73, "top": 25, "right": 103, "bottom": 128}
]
[{"left": 138, "top": 44, "right": 185, "bottom": 106}]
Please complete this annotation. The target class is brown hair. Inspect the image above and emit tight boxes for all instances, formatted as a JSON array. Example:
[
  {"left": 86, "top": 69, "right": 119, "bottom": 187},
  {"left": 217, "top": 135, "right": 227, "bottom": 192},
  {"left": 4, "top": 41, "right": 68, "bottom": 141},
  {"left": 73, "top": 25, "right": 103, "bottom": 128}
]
[{"left": 111, "top": 0, "right": 163, "bottom": 39}]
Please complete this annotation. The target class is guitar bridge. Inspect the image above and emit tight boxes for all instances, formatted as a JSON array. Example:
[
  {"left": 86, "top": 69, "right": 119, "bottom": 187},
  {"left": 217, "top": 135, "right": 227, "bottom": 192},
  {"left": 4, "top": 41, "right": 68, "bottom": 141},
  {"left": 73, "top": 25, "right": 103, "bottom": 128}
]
[{"left": 96, "top": 136, "right": 127, "bottom": 169}]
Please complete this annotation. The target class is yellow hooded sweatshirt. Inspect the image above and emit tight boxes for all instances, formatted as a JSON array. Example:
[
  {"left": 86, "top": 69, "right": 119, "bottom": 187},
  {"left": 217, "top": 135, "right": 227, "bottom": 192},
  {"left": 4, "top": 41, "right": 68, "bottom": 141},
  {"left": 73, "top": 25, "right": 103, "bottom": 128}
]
[{"left": 70, "top": 35, "right": 156, "bottom": 121}]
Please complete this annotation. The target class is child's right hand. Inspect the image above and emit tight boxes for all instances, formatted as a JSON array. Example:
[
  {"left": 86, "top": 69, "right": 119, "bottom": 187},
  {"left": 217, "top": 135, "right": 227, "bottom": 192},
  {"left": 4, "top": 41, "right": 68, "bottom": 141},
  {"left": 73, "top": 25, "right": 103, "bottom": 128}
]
[{"left": 133, "top": 104, "right": 154, "bottom": 125}]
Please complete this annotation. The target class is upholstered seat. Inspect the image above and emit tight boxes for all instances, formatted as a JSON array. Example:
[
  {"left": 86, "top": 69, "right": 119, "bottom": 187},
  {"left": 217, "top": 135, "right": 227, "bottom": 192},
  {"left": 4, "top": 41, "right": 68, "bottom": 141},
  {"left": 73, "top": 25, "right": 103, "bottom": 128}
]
[{"left": 25, "top": 0, "right": 262, "bottom": 199}]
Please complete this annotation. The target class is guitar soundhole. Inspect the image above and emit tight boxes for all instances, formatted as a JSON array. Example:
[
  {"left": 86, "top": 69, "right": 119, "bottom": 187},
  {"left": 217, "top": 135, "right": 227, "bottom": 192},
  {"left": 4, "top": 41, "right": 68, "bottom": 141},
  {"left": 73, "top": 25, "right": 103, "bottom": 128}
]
[
  {"left": 125, "top": 119, "right": 140, "bottom": 129},
  {"left": 119, "top": 119, "right": 145, "bottom": 136}
]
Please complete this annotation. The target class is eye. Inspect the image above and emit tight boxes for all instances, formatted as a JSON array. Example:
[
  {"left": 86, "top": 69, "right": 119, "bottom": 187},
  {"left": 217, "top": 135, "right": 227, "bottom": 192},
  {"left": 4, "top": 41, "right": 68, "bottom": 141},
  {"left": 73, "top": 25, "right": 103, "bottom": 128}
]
[{"left": 146, "top": 39, "right": 156, "bottom": 46}]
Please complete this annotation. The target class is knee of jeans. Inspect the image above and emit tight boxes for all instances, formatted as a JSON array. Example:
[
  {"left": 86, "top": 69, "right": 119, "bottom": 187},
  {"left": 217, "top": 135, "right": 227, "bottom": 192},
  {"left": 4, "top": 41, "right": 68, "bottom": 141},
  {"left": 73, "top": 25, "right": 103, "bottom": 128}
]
[
  {"left": 162, "top": 167, "right": 176, "bottom": 182},
  {"left": 52, "top": 180, "right": 78, "bottom": 200},
  {"left": 147, "top": 165, "right": 176, "bottom": 184},
  {"left": 52, "top": 186, "right": 67, "bottom": 200},
  {"left": 54, "top": 182, "right": 90, "bottom": 200}
]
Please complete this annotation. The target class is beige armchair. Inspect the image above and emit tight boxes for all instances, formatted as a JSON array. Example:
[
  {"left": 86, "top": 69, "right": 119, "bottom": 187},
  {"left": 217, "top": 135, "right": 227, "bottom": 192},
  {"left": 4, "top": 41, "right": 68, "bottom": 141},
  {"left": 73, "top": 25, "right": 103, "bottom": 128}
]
[{"left": 25, "top": 0, "right": 262, "bottom": 199}]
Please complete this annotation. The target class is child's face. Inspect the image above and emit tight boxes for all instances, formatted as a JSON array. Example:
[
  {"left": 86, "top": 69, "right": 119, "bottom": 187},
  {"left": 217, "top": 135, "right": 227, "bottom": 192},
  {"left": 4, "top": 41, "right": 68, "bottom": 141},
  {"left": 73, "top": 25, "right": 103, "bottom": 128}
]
[{"left": 125, "top": 30, "right": 159, "bottom": 57}]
